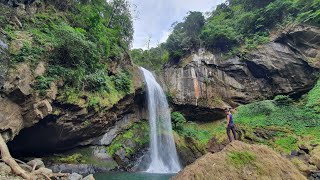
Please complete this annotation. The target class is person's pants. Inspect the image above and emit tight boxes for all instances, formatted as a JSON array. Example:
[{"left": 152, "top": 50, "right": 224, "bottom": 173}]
[{"left": 226, "top": 125, "right": 237, "bottom": 142}]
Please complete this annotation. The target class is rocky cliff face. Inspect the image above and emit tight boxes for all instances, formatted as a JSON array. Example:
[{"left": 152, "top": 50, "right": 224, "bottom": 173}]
[
  {"left": 1, "top": 60, "right": 146, "bottom": 155},
  {"left": 163, "top": 25, "right": 320, "bottom": 121},
  {"left": 0, "top": 44, "right": 145, "bottom": 155},
  {"left": 0, "top": 0, "right": 149, "bottom": 157}
]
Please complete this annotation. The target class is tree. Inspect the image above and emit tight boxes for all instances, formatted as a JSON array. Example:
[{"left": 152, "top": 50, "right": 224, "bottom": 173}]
[
  {"left": 108, "top": 0, "right": 134, "bottom": 46},
  {"left": 130, "top": 45, "right": 169, "bottom": 73},
  {"left": 0, "top": 134, "right": 32, "bottom": 179},
  {"left": 165, "top": 11, "right": 205, "bottom": 60}
]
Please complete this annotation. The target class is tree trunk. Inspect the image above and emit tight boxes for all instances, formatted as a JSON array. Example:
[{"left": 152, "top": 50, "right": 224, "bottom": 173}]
[{"left": 0, "top": 134, "right": 32, "bottom": 179}]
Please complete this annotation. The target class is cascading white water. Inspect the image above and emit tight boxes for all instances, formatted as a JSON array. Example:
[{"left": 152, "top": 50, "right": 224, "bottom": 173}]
[{"left": 140, "top": 67, "right": 181, "bottom": 173}]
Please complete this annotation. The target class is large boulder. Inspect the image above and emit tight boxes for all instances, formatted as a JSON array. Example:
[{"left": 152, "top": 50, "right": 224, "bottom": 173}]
[
  {"left": 173, "top": 141, "right": 306, "bottom": 180},
  {"left": 163, "top": 25, "right": 319, "bottom": 121}
]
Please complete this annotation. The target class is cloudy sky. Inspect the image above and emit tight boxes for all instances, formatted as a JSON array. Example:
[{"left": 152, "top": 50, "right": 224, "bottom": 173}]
[{"left": 128, "top": 0, "right": 226, "bottom": 49}]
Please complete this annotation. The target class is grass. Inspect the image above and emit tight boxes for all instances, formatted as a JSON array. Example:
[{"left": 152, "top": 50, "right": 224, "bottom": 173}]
[
  {"left": 227, "top": 151, "right": 257, "bottom": 169},
  {"left": 173, "top": 120, "right": 227, "bottom": 153},
  {"left": 233, "top": 81, "right": 320, "bottom": 153},
  {"left": 179, "top": 79, "right": 320, "bottom": 154},
  {"left": 274, "top": 135, "right": 298, "bottom": 153}
]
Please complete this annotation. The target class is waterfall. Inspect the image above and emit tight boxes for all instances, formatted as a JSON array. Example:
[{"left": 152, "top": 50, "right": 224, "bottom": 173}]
[{"left": 140, "top": 67, "right": 181, "bottom": 173}]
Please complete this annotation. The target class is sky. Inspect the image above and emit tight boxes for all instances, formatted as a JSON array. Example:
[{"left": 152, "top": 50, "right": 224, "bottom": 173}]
[{"left": 128, "top": 0, "right": 226, "bottom": 49}]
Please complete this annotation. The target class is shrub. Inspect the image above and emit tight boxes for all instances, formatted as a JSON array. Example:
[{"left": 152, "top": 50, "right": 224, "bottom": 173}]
[
  {"left": 171, "top": 111, "right": 187, "bottom": 131},
  {"left": 201, "top": 24, "right": 240, "bottom": 52},
  {"left": 243, "top": 32, "right": 270, "bottom": 50},
  {"left": 52, "top": 25, "right": 100, "bottom": 70},
  {"left": 236, "top": 100, "right": 276, "bottom": 117},
  {"left": 112, "top": 71, "right": 132, "bottom": 94},
  {"left": 34, "top": 75, "right": 55, "bottom": 95},
  {"left": 273, "top": 95, "right": 293, "bottom": 106},
  {"left": 84, "top": 71, "right": 111, "bottom": 92},
  {"left": 181, "top": 126, "right": 198, "bottom": 138},
  {"left": 10, "top": 36, "right": 45, "bottom": 65}
]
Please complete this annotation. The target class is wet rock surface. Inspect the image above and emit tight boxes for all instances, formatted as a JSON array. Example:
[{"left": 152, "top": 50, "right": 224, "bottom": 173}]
[
  {"left": 6, "top": 82, "right": 145, "bottom": 155},
  {"left": 163, "top": 25, "right": 320, "bottom": 121},
  {"left": 310, "top": 171, "right": 320, "bottom": 180},
  {"left": 68, "top": 173, "right": 83, "bottom": 180},
  {"left": 50, "top": 164, "right": 95, "bottom": 176}
]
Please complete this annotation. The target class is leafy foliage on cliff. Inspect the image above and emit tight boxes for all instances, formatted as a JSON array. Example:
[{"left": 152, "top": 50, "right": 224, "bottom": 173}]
[
  {"left": 165, "top": 11, "right": 205, "bottom": 60},
  {"left": 130, "top": 11, "right": 205, "bottom": 71},
  {"left": 130, "top": 45, "right": 169, "bottom": 73},
  {"left": 1, "top": 0, "right": 134, "bottom": 109},
  {"left": 201, "top": 0, "right": 319, "bottom": 54}
]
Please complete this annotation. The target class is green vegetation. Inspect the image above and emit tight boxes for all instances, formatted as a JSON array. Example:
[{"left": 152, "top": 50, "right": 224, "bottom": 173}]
[
  {"left": 232, "top": 80, "right": 320, "bottom": 153},
  {"left": 1, "top": 0, "right": 135, "bottom": 109},
  {"left": 177, "top": 80, "right": 320, "bottom": 154},
  {"left": 273, "top": 95, "right": 293, "bottom": 106},
  {"left": 130, "top": 46, "right": 169, "bottom": 73},
  {"left": 112, "top": 71, "right": 132, "bottom": 94},
  {"left": 165, "top": 11, "right": 205, "bottom": 60},
  {"left": 53, "top": 153, "right": 85, "bottom": 164},
  {"left": 131, "top": 0, "right": 320, "bottom": 71},
  {"left": 47, "top": 147, "right": 118, "bottom": 169},
  {"left": 171, "top": 112, "right": 224, "bottom": 151},
  {"left": 227, "top": 151, "right": 256, "bottom": 168},
  {"left": 171, "top": 111, "right": 187, "bottom": 131},
  {"left": 200, "top": 0, "right": 319, "bottom": 56},
  {"left": 107, "top": 121, "right": 149, "bottom": 157},
  {"left": 274, "top": 135, "right": 298, "bottom": 153},
  {"left": 306, "top": 80, "right": 320, "bottom": 113}
]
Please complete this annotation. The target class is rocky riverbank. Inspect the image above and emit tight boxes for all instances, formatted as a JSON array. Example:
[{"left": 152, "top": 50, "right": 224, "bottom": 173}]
[{"left": 0, "top": 158, "right": 95, "bottom": 180}]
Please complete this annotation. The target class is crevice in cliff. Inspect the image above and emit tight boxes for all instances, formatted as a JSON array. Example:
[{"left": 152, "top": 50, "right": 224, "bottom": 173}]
[{"left": 172, "top": 104, "right": 225, "bottom": 122}]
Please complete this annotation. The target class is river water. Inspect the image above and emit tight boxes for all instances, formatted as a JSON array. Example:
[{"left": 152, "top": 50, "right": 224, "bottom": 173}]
[{"left": 94, "top": 172, "right": 176, "bottom": 180}]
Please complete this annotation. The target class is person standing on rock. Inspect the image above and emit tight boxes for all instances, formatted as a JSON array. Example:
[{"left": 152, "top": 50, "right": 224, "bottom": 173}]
[{"left": 225, "top": 108, "right": 237, "bottom": 142}]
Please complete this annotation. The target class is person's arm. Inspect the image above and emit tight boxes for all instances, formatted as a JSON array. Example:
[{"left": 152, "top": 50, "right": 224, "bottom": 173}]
[{"left": 226, "top": 115, "right": 230, "bottom": 128}]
